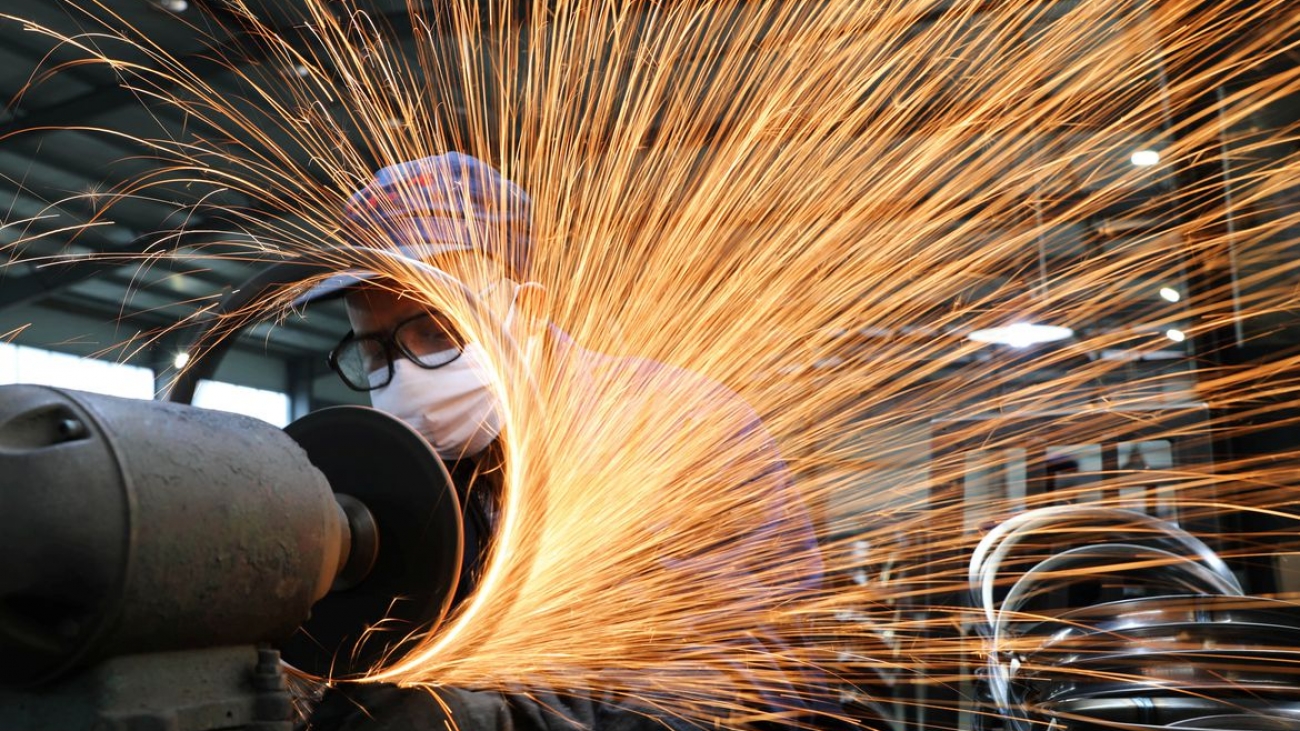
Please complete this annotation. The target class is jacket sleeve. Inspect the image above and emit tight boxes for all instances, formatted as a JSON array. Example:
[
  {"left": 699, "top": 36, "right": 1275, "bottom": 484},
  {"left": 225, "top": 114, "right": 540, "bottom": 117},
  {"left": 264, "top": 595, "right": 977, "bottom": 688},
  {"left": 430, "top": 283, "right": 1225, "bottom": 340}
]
[{"left": 310, "top": 683, "right": 703, "bottom": 731}]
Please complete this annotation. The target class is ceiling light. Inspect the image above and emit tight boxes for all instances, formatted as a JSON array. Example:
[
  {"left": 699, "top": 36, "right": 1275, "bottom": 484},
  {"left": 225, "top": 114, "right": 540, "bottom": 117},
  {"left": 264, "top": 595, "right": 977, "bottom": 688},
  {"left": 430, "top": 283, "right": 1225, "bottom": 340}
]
[
  {"left": 173, "top": 352, "right": 191, "bottom": 369},
  {"left": 1130, "top": 149, "right": 1160, "bottom": 166},
  {"left": 968, "top": 322, "right": 1074, "bottom": 348},
  {"left": 1165, "top": 328, "right": 1186, "bottom": 342},
  {"left": 1159, "top": 286, "right": 1181, "bottom": 302},
  {"left": 147, "top": 0, "right": 189, "bottom": 12}
]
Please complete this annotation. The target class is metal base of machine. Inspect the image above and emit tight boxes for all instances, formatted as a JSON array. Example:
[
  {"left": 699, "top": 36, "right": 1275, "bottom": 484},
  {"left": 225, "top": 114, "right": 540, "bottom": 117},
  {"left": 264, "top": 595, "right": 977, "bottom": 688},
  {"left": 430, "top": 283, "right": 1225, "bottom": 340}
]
[{"left": 0, "top": 645, "right": 293, "bottom": 731}]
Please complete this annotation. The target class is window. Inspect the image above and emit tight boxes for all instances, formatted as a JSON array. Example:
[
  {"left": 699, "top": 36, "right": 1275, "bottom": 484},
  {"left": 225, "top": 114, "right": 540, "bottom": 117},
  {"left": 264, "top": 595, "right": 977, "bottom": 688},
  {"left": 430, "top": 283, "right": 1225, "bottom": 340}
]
[
  {"left": 0, "top": 342, "right": 154, "bottom": 399},
  {"left": 0, "top": 342, "right": 291, "bottom": 427},
  {"left": 193, "top": 379, "right": 292, "bottom": 427}
]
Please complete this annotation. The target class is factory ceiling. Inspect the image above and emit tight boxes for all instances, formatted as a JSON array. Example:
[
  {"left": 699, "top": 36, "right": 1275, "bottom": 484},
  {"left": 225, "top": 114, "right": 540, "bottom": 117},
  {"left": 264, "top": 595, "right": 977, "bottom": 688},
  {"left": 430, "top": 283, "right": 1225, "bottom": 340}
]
[
  {"left": 0, "top": 1, "right": 1293, "bottom": 390},
  {"left": 0, "top": 0, "right": 367, "bottom": 377},
  {"left": 0, "top": 0, "right": 551, "bottom": 384}
]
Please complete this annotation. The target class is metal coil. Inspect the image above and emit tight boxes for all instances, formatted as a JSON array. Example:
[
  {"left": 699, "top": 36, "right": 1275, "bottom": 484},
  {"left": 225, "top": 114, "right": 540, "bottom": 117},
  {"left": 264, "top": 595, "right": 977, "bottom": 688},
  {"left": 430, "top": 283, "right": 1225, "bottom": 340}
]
[{"left": 971, "top": 507, "right": 1300, "bottom": 730}]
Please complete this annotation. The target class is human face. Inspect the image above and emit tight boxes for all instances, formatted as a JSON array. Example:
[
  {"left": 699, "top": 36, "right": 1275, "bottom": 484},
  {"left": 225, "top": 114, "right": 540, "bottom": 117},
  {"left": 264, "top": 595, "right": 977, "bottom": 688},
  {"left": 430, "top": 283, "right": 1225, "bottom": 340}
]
[
  {"left": 328, "top": 306, "right": 465, "bottom": 391},
  {"left": 334, "top": 259, "right": 516, "bottom": 390},
  {"left": 344, "top": 285, "right": 438, "bottom": 341}
]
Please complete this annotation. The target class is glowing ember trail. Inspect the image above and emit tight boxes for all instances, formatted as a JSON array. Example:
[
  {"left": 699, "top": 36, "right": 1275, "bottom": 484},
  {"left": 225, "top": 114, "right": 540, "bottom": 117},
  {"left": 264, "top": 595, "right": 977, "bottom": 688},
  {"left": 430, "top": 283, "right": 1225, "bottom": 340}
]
[{"left": 3, "top": 0, "right": 1300, "bottom": 728}]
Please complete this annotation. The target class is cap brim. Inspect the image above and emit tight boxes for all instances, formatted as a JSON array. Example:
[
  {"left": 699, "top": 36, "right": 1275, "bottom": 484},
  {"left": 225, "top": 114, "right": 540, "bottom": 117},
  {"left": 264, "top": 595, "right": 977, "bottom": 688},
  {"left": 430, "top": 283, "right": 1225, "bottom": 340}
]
[
  {"left": 291, "top": 242, "right": 477, "bottom": 307},
  {"left": 294, "top": 270, "right": 379, "bottom": 305}
]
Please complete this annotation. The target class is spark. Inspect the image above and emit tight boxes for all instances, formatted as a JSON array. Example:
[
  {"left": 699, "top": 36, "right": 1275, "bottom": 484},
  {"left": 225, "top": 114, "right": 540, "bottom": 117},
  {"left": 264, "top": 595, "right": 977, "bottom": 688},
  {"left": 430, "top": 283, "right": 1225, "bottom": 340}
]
[{"left": 3, "top": 0, "right": 1300, "bottom": 729}]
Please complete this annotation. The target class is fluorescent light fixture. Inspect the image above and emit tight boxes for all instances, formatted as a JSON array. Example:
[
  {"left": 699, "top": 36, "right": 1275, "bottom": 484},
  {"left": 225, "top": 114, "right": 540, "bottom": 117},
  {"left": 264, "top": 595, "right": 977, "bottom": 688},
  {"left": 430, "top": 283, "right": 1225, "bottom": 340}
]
[
  {"left": 1159, "top": 286, "right": 1181, "bottom": 302},
  {"left": 174, "top": 352, "right": 191, "bottom": 369},
  {"left": 1131, "top": 149, "right": 1160, "bottom": 166},
  {"left": 1165, "top": 328, "right": 1186, "bottom": 342},
  {"left": 968, "top": 322, "right": 1074, "bottom": 348}
]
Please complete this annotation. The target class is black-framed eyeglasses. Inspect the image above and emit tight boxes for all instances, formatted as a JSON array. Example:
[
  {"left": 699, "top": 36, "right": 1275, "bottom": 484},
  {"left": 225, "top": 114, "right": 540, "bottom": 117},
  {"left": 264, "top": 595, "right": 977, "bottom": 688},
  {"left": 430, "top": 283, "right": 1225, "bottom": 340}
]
[{"left": 327, "top": 312, "right": 465, "bottom": 391}]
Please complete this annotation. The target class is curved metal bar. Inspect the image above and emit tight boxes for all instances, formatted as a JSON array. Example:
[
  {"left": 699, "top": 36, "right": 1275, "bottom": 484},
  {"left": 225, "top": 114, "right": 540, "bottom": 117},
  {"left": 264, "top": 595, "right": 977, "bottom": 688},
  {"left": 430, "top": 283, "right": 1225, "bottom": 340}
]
[{"left": 168, "top": 257, "right": 334, "bottom": 404}]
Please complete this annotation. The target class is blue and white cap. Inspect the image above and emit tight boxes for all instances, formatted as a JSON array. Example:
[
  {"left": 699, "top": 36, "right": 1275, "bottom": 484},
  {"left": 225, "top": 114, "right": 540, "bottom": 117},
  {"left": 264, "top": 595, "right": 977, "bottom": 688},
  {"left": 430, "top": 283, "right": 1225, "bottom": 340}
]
[{"left": 304, "top": 152, "right": 532, "bottom": 301}]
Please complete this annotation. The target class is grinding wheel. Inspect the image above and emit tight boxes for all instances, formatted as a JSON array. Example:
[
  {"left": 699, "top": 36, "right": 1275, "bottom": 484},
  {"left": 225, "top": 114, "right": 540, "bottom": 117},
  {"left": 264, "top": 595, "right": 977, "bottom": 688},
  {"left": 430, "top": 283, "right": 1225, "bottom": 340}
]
[{"left": 281, "top": 406, "right": 463, "bottom": 678}]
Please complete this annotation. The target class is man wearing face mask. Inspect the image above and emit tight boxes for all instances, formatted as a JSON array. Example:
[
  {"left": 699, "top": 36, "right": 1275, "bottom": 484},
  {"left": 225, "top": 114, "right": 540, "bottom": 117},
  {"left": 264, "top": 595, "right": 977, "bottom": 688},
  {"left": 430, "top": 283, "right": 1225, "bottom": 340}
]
[
  {"left": 307, "top": 153, "right": 538, "bottom": 617},
  {"left": 305, "top": 154, "right": 842, "bottom": 731},
  {"left": 335, "top": 289, "right": 503, "bottom": 460}
]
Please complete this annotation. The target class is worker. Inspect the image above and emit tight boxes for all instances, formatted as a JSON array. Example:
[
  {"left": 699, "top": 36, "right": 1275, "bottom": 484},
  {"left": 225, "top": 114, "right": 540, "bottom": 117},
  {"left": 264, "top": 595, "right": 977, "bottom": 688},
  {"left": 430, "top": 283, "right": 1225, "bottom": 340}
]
[{"left": 304, "top": 153, "right": 838, "bottom": 731}]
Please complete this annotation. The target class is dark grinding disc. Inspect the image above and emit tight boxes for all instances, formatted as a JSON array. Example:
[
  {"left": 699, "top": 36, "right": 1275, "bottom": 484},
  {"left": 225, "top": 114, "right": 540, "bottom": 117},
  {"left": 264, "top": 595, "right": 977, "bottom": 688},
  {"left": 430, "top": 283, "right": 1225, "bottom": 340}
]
[{"left": 281, "top": 406, "right": 463, "bottom": 678}]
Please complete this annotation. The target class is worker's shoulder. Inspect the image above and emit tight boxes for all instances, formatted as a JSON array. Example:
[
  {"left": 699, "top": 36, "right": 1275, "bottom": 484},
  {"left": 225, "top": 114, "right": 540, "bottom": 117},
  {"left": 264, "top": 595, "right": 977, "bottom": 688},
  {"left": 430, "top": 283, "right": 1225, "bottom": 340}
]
[
  {"left": 549, "top": 325, "right": 767, "bottom": 429},
  {"left": 609, "top": 353, "right": 767, "bottom": 431}
]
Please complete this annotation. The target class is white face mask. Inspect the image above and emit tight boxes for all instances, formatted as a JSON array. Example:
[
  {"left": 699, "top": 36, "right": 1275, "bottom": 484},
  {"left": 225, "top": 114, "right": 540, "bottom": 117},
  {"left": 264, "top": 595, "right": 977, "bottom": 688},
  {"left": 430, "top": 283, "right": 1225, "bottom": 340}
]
[{"left": 368, "top": 343, "right": 501, "bottom": 460}]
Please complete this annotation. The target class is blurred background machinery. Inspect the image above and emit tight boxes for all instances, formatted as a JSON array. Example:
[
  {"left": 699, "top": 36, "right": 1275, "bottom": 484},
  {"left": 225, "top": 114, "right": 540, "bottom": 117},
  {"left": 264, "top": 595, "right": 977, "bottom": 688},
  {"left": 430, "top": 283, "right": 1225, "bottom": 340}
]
[{"left": 972, "top": 507, "right": 1300, "bottom": 731}]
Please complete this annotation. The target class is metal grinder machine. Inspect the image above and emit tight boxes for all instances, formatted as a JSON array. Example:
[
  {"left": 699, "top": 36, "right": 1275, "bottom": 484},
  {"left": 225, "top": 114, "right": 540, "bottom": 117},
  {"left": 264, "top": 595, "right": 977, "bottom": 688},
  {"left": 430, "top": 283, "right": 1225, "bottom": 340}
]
[{"left": 0, "top": 383, "right": 465, "bottom": 731}]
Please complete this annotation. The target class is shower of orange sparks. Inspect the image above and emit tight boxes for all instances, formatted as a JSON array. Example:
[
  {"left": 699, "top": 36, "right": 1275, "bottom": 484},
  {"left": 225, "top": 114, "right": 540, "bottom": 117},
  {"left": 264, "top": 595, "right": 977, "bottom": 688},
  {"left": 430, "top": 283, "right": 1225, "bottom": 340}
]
[{"left": 4, "top": 0, "right": 1300, "bottom": 728}]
